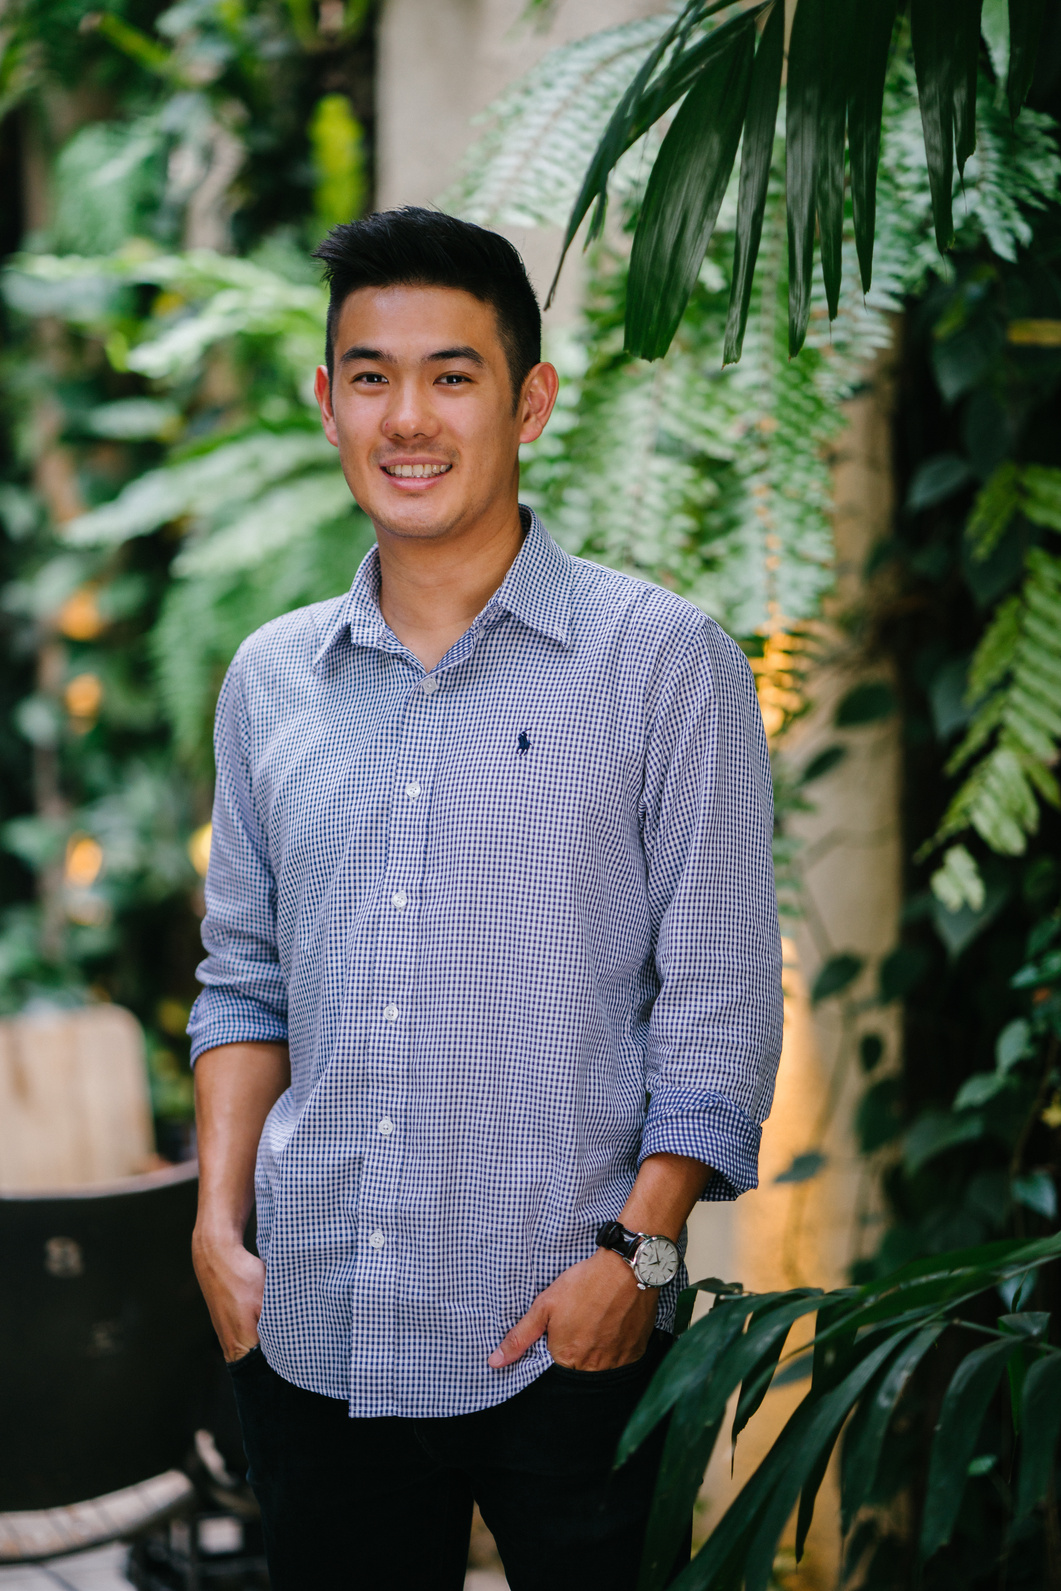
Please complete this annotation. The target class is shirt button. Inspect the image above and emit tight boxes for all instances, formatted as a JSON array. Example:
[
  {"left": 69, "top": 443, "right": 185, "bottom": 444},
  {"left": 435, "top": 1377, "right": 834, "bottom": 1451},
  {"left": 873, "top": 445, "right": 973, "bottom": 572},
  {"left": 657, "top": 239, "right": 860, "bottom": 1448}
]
[
  {"left": 405, "top": 781, "right": 421, "bottom": 799},
  {"left": 422, "top": 676, "right": 439, "bottom": 695},
  {"left": 378, "top": 1117, "right": 394, "bottom": 1136},
  {"left": 391, "top": 891, "right": 407, "bottom": 910},
  {"left": 383, "top": 1003, "right": 399, "bottom": 1022},
  {"left": 369, "top": 1230, "right": 385, "bottom": 1249}
]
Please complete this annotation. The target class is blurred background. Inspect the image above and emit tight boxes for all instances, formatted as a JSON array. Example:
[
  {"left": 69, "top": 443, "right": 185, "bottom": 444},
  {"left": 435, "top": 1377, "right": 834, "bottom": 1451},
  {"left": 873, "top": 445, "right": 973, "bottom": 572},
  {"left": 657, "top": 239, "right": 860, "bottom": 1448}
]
[{"left": 2, "top": 1, "right": 1061, "bottom": 1586}]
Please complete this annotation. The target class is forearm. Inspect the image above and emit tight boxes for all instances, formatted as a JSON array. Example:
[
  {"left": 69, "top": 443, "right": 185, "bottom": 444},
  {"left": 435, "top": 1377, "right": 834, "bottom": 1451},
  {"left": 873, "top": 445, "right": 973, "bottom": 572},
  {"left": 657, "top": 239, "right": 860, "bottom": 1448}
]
[
  {"left": 619, "top": 1150, "right": 711, "bottom": 1241},
  {"left": 193, "top": 1040, "right": 290, "bottom": 1244}
]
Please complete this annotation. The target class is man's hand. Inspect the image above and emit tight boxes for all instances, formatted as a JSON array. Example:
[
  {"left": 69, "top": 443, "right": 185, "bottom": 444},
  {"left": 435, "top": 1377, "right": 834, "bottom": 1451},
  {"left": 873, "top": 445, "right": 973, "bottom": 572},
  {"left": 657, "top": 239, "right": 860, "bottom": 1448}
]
[
  {"left": 192, "top": 1232, "right": 265, "bottom": 1362},
  {"left": 488, "top": 1248, "right": 657, "bottom": 1371},
  {"left": 488, "top": 1152, "right": 710, "bottom": 1373},
  {"left": 193, "top": 1040, "right": 290, "bottom": 1362}
]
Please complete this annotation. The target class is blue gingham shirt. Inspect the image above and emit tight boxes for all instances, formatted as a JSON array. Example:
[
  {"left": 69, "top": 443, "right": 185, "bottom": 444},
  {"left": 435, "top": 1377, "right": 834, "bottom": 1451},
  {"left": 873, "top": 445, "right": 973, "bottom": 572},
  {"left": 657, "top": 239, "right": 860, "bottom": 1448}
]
[{"left": 189, "top": 509, "right": 782, "bottom": 1418}]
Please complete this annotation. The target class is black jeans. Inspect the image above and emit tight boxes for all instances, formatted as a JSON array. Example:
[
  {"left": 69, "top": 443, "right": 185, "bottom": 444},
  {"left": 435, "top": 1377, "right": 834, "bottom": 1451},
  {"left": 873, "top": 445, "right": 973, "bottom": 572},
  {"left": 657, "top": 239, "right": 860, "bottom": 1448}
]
[{"left": 227, "top": 1330, "right": 688, "bottom": 1590}]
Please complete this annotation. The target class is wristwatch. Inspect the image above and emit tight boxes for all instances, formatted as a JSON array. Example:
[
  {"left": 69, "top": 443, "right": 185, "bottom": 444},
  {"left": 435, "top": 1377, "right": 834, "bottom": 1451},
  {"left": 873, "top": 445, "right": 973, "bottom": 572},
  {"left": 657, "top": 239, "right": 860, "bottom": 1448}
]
[{"left": 596, "top": 1220, "right": 680, "bottom": 1290}]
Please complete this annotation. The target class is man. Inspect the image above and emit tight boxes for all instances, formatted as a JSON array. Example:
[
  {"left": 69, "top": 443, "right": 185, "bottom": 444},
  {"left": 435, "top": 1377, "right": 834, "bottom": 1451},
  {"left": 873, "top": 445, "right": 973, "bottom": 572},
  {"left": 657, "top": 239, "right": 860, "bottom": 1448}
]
[{"left": 190, "top": 207, "right": 782, "bottom": 1590}]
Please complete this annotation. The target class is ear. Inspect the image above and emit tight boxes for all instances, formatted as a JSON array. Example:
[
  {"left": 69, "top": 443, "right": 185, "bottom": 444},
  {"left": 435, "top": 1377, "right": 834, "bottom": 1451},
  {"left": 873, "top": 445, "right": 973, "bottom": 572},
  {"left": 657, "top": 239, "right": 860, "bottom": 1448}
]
[
  {"left": 314, "top": 365, "right": 340, "bottom": 448},
  {"left": 518, "top": 362, "right": 560, "bottom": 446}
]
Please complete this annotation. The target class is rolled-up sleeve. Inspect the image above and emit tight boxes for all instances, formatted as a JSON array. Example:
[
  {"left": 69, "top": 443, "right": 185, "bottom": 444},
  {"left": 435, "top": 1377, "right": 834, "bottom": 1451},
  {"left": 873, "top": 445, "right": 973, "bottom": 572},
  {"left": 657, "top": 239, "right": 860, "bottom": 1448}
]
[
  {"left": 187, "top": 647, "right": 289, "bottom": 1062},
  {"left": 639, "top": 618, "right": 783, "bottom": 1200}
]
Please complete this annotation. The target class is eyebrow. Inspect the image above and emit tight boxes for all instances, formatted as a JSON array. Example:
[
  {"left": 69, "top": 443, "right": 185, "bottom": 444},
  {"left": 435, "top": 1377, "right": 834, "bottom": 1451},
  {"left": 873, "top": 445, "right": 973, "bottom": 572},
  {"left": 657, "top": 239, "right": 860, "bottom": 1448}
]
[{"left": 338, "top": 344, "right": 486, "bottom": 368}]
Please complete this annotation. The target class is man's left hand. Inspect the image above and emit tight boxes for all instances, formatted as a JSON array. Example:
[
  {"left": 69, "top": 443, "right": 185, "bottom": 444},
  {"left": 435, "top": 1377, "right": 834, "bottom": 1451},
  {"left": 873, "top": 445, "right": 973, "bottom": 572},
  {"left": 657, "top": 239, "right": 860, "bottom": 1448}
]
[{"left": 488, "top": 1247, "right": 657, "bottom": 1371}]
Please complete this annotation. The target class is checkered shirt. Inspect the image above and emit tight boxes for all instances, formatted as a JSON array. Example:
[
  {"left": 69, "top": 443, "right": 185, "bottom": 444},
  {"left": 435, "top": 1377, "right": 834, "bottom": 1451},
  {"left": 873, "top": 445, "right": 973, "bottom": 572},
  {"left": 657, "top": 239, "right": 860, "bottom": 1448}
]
[{"left": 188, "top": 509, "right": 783, "bottom": 1417}]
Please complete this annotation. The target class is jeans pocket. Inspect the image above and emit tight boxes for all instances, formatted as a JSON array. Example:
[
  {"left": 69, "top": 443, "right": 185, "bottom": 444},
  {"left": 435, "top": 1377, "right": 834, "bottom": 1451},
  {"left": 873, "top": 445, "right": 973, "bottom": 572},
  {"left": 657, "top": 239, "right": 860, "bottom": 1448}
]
[{"left": 225, "top": 1344, "right": 263, "bottom": 1375}]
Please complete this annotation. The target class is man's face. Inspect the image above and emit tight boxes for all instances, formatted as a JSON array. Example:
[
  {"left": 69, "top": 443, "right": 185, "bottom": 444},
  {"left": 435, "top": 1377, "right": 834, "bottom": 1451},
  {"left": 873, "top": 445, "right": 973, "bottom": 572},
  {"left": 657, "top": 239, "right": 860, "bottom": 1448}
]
[{"left": 314, "top": 284, "right": 557, "bottom": 543}]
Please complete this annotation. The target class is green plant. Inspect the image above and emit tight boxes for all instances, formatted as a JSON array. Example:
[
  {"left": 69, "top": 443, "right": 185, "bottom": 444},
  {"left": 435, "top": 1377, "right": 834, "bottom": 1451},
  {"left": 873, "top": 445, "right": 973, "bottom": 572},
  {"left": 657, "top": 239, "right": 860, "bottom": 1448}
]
[
  {"left": 626, "top": 1225, "right": 1061, "bottom": 1591},
  {"left": 541, "top": 0, "right": 1058, "bottom": 360}
]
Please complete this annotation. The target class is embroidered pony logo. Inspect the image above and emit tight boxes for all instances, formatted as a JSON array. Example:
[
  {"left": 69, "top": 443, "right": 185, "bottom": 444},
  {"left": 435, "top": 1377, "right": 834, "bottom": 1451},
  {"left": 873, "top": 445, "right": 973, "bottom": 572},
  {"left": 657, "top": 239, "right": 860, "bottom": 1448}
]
[{"left": 516, "top": 731, "right": 532, "bottom": 757}]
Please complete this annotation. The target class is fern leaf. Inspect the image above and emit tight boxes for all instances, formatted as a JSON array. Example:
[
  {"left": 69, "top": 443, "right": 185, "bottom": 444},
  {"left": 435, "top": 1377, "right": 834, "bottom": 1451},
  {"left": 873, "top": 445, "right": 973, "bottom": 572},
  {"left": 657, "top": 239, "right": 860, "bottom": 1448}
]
[
  {"left": 934, "top": 545, "right": 1061, "bottom": 857},
  {"left": 967, "top": 461, "right": 1021, "bottom": 559}
]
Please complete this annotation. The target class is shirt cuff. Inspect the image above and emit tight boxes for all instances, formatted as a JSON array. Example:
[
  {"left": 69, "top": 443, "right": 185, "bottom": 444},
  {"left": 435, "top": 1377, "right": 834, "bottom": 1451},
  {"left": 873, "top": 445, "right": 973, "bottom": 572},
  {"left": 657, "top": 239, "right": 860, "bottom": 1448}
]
[
  {"left": 187, "top": 989, "right": 289, "bottom": 1065},
  {"left": 639, "top": 1091, "right": 762, "bottom": 1202}
]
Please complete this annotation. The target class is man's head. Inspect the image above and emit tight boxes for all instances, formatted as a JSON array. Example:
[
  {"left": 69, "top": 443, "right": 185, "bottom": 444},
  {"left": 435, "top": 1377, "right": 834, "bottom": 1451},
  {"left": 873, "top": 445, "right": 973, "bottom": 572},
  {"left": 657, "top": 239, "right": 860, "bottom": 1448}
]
[
  {"left": 314, "top": 208, "right": 541, "bottom": 411},
  {"left": 311, "top": 209, "right": 558, "bottom": 548}
]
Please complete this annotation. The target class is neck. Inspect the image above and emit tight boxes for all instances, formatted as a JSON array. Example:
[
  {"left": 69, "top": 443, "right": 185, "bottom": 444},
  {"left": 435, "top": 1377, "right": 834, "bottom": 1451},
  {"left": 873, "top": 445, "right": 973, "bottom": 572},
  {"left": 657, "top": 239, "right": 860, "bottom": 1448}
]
[{"left": 374, "top": 496, "right": 526, "bottom": 670}]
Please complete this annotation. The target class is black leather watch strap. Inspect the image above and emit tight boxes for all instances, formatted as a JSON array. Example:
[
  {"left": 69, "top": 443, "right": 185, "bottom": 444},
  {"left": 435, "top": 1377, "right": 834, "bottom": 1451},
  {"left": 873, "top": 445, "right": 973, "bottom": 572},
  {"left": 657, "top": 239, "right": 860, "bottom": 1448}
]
[{"left": 595, "top": 1220, "right": 641, "bottom": 1262}]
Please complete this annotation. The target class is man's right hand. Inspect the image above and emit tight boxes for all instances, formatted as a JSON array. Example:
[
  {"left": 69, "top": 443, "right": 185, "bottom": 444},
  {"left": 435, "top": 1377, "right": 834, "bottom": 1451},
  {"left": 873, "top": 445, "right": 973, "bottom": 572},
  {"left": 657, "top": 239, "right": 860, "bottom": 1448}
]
[{"left": 192, "top": 1230, "right": 265, "bottom": 1362}]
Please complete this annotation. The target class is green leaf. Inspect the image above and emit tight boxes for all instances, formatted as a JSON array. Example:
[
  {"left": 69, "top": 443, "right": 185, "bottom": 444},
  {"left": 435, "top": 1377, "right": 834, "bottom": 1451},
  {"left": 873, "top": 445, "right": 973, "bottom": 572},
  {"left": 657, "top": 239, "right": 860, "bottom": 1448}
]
[
  {"left": 744, "top": 1333, "right": 914, "bottom": 1591},
  {"left": 848, "top": 0, "right": 901, "bottom": 290},
  {"left": 920, "top": 1336, "right": 1018, "bottom": 1560},
  {"left": 785, "top": 0, "right": 828, "bottom": 354},
  {"left": 841, "top": 1323, "right": 945, "bottom": 1530},
  {"left": 907, "top": 452, "right": 974, "bottom": 512},
  {"left": 815, "top": 0, "right": 852, "bottom": 320},
  {"left": 549, "top": 0, "right": 746, "bottom": 306},
  {"left": 799, "top": 745, "right": 847, "bottom": 784},
  {"left": 626, "top": 16, "right": 755, "bottom": 360},
  {"left": 619, "top": 1291, "right": 820, "bottom": 1467},
  {"left": 1012, "top": 1171, "right": 1058, "bottom": 1220},
  {"left": 835, "top": 681, "right": 897, "bottom": 726},
  {"left": 635, "top": 1301, "right": 750, "bottom": 1591},
  {"left": 672, "top": 1276, "right": 744, "bottom": 1337},
  {"left": 904, "top": 1108, "right": 987, "bottom": 1174},
  {"left": 795, "top": 1299, "right": 860, "bottom": 1560},
  {"left": 731, "top": 1294, "right": 818, "bottom": 1445},
  {"left": 775, "top": 1151, "right": 827, "bottom": 1183},
  {"left": 722, "top": 0, "right": 783, "bottom": 365},
  {"left": 910, "top": 0, "right": 956, "bottom": 251},
  {"left": 967, "top": 462, "right": 1021, "bottom": 560},
  {"left": 811, "top": 952, "right": 864, "bottom": 1004},
  {"left": 860, "top": 1034, "right": 885, "bottom": 1073},
  {"left": 1016, "top": 1350, "right": 1061, "bottom": 1516},
  {"left": 953, "top": 0, "right": 983, "bottom": 176},
  {"left": 1007, "top": 0, "right": 1049, "bottom": 118}
]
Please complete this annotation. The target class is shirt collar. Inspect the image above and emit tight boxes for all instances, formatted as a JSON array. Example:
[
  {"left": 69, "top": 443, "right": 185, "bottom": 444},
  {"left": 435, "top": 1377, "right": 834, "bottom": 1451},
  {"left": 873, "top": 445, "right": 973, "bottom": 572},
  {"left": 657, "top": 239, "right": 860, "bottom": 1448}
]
[{"left": 312, "top": 506, "right": 572, "bottom": 669}]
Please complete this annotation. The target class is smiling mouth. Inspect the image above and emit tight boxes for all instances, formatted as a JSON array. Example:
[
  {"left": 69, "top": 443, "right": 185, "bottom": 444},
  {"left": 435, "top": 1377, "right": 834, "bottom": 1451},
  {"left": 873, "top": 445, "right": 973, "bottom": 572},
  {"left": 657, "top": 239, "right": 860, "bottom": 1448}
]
[{"left": 382, "top": 462, "right": 452, "bottom": 478}]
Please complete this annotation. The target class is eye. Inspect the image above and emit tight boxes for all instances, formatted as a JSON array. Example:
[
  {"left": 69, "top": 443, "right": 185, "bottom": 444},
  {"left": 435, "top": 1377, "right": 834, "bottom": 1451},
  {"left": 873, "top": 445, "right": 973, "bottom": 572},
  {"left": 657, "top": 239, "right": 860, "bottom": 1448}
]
[
  {"left": 352, "top": 371, "right": 387, "bottom": 385},
  {"left": 437, "top": 373, "right": 472, "bottom": 386}
]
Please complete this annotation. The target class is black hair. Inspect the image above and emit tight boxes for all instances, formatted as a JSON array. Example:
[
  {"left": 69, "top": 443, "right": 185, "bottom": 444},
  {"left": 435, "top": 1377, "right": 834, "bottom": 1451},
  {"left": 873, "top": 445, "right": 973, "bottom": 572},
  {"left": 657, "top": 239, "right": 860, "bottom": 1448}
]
[{"left": 313, "top": 207, "right": 541, "bottom": 410}]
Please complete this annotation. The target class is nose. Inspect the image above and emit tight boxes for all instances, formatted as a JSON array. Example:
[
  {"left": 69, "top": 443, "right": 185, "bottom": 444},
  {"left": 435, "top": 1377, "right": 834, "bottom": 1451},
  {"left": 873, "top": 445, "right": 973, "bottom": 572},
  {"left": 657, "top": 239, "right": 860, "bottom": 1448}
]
[{"left": 383, "top": 375, "right": 440, "bottom": 442}]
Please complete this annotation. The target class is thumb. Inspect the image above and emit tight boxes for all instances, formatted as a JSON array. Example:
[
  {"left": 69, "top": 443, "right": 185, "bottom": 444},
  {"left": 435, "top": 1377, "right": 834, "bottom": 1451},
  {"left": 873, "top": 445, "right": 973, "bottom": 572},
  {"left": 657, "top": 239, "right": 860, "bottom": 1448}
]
[{"left": 488, "top": 1299, "right": 549, "bottom": 1368}]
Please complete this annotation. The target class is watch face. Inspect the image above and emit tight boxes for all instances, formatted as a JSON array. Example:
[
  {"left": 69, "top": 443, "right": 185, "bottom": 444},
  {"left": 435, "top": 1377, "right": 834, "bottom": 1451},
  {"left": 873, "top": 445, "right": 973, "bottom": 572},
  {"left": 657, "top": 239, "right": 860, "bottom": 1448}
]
[{"left": 634, "top": 1237, "right": 679, "bottom": 1288}]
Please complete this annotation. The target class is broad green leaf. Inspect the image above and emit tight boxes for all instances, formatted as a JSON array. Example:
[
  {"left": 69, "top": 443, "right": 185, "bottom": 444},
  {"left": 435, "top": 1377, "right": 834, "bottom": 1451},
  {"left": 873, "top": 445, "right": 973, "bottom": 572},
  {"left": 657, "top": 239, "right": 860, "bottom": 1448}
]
[
  {"left": 672, "top": 1276, "right": 744, "bottom": 1337},
  {"left": 548, "top": 0, "right": 743, "bottom": 305},
  {"left": 619, "top": 1291, "right": 823, "bottom": 1466},
  {"left": 618, "top": 1293, "right": 775, "bottom": 1462},
  {"left": 744, "top": 1332, "right": 914, "bottom": 1591},
  {"left": 904, "top": 1107, "right": 986, "bottom": 1174},
  {"left": 785, "top": 0, "right": 827, "bottom": 354},
  {"left": 626, "top": 17, "right": 755, "bottom": 360},
  {"left": 731, "top": 1292, "right": 820, "bottom": 1444},
  {"left": 811, "top": 952, "right": 863, "bottom": 1004},
  {"left": 954, "top": 0, "right": 984, "bottom": 176},
  {"left": 840, "top": 1322, "right": 945, "bottom": 1530},
  {"left": 722, "top": 0, "right": 783, "bottom": 365},
  {"left": 1016, "top": 1350, "right": 1061, "bottom": 1516},
  {"left": 967, "top": 461, "right": 1022, "bottom": 559},
  {"left": 815, "top": 0, "right": 852, "bottom": 320},
  {"left": 795, "top": 1297, "right": 861, "bottom": 1558},
  {"left": 848, "top": 0, "right": 901, "bottom": 290},
  {"left": 910, "top": 0, "right": 956, "bottom": 251},
  {"left": 635, "top": 1301, "right": 750, "bottom": 1591},
  {"left": 921, "top": 1336, "right": 1018, "bottom": 1559},
  {"left": 1007, "top": 0, "right": 1048, "bottom": 118}
]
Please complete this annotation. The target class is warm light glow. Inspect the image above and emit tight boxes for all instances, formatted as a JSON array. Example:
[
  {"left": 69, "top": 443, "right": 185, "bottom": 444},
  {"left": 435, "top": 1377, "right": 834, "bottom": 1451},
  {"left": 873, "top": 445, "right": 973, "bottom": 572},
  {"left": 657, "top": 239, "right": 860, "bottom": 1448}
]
[
  {"left": 750, "top": 631, "right": 803, "bottom": 741},
  {"left": 64, "top": 672, "right": 104, "bottom": 720},
  {"left": 188, "top": 823, "right": 213, "bottom": 877},
  {"left": 57, "top": 586, "right": 106, "bottom": 641},
  {"left": 65, "top": 834, "right": 104, "bottom": 888}
]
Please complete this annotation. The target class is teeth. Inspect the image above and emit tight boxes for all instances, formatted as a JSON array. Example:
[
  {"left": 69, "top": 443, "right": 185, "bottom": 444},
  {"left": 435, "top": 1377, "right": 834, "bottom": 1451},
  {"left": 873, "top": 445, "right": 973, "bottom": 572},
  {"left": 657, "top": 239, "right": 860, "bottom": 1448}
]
[{"left": 385, "top": 463, "right": 450, "bottom": 478}]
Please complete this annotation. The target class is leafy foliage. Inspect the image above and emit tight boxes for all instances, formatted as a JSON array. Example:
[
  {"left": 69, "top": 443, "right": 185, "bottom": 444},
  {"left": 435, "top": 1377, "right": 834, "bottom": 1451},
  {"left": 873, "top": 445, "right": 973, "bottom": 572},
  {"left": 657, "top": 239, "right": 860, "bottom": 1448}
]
[
  {"left": 625, "top": 1227, "right": 1061, "bottom": 1591},
  {"left": 540, "top": 0, "right": 1058, "bottom": 361}
]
